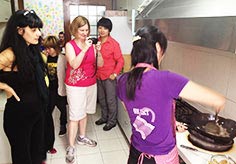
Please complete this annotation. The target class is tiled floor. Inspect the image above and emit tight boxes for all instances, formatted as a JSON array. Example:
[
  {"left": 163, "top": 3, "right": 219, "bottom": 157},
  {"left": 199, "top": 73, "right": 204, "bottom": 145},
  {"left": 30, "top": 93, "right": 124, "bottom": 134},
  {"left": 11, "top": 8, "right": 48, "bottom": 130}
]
[{"left": 0, "top": 104, "right": 129, "bottom": 164}]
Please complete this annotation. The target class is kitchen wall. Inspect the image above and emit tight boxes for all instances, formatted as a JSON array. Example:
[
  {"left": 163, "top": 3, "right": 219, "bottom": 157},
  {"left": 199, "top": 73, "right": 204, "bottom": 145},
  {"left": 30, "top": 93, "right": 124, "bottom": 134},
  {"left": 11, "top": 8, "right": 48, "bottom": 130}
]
[
  {"left": 105, "top": 10, "right": 133, "bottom": 73},
  {"left": 161, "top": 41, "right": 236, "bottom": 121},
  {"left": 0, "top": 0, "right": 64, "bottom": 39},
  {"left": 106, "top": 10, "right": 133, "bottom": 54},
  {"left": 0, "top": 23, "right": 6, "bottom": 43},
  {"left": 116, "top": 0, "right": 144, "bottom": 10},
  {"left": 24, "top": 0, "right": 64, "bottom": 37}
]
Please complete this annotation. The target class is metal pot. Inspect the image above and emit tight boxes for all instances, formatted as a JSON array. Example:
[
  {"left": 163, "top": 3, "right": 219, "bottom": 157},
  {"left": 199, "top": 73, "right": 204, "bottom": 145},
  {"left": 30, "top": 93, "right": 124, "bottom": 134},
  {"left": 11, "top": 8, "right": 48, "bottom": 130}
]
[{"left": 188, "top": 113, "right": 236, "bottom": 143}]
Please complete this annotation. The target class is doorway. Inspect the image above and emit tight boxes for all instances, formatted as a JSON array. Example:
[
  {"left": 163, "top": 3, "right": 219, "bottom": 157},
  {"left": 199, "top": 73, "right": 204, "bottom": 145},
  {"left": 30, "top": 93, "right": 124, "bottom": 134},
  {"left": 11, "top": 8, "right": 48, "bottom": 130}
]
[{"left": 63, "top": 0, "right": 113, "bottom": 42}]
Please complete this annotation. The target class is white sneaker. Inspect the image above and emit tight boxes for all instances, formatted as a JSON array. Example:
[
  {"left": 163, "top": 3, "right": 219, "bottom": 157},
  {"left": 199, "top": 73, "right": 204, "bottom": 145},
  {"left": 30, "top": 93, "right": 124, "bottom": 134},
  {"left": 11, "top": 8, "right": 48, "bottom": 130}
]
[
  {"left": 76, "top": 136, "right": 97, "bottom": 147},
  {"left": 65, "top": 146, "right": 75, "bottom": 163}
]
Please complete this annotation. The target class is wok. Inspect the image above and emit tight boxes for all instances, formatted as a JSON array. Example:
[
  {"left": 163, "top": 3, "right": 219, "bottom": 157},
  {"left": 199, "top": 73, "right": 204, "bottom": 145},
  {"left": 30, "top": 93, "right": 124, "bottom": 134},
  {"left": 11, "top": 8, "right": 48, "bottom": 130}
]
[
  {"left": 187, "top": 113, "right": 236, "bottom": 143},
  {"left": 187, "top": 128, "right": 234, "bottom": 151}
]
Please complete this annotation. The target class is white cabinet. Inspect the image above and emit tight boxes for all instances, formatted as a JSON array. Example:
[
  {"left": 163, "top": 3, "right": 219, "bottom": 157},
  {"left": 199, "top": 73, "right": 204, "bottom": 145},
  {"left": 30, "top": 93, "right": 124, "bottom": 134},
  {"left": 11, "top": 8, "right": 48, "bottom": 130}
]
[{"left": 0, "top": 0, "right": 12, "bottom": 22}]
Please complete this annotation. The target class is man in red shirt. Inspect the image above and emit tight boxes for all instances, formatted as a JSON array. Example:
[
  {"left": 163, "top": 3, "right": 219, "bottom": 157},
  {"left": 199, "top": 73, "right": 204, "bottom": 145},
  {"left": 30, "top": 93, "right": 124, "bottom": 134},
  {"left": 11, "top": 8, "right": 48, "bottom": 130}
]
[{"left": 95, "top": 17, "right": 124, "bottom": 131}]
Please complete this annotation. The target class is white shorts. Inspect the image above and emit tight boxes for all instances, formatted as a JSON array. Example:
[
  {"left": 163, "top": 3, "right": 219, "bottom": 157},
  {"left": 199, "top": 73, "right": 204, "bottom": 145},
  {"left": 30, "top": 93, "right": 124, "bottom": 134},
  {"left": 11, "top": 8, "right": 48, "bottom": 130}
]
[{"left": 66, "top": 84, "right": 97, "bottom": 121}]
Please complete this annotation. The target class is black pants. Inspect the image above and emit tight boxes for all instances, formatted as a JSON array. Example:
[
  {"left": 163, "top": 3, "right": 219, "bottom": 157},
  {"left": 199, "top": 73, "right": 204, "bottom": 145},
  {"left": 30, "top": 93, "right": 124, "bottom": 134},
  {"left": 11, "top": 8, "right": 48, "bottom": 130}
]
[
  {"left": 44, "top": 89, "right": 67, "bottom": 151},
  {"left": 97, "top": 79, "right": 117, "bottom": 125},
  {"left": 128, "top": 144, "right": 156, "bottom": 164},
  {"left": 3, "top": 97, "right": 44, "bottom": 164}
]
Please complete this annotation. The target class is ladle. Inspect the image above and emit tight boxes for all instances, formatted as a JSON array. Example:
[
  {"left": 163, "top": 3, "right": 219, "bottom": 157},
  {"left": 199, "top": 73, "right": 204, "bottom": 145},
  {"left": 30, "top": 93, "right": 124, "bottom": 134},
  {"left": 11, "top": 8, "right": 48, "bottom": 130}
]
[{"left": 215, "top": 111, "right": 219, "bottom": 123}]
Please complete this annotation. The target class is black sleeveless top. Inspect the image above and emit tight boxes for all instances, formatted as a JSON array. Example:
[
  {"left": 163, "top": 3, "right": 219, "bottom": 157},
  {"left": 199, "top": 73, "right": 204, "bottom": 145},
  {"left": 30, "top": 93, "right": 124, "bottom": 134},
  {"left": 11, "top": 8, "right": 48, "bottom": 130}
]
[{"left": 0, "top": 70, "right": 41, "bottom": 104}]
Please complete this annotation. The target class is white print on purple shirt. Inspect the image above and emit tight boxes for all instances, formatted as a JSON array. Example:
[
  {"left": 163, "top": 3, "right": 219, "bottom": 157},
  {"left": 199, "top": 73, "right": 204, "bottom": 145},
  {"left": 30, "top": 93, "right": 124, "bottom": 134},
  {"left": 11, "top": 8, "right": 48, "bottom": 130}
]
[{"left": 132, "top": 107, "right": 156, "bottom": 140}]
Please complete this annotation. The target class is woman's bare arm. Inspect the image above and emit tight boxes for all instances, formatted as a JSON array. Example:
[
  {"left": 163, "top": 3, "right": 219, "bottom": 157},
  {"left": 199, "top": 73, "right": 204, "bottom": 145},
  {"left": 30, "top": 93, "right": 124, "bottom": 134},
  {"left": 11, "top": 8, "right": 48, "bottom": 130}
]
[
  {"left": 65, "top": 43, "right": 86, "bottom": 69},
  {"left": 65, "top": 39, "right": 92, "bottom": 69},
  {"left": 0, "top": 49, "right": 20, "bottom": 101},
  {"left": 179, "top": 81, "right": 225, "bottom": 113}
]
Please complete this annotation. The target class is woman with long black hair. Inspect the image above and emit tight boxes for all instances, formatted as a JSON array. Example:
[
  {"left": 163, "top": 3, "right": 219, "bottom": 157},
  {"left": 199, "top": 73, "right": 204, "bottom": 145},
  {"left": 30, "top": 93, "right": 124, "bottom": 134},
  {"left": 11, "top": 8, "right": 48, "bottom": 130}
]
[
  {"left": 0, "top": 10, "right": 48, "bottom": 164},
  {"left": 117, "top": 25, "right": 225, "bottom": 164}
]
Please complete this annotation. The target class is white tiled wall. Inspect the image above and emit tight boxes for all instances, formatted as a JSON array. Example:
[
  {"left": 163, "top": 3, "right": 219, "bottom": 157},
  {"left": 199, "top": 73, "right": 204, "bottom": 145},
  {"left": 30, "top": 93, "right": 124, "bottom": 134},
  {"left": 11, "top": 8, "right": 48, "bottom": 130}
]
[
  {"left": 227, "top": 58, "right": 236, "bottom": 102},
  {"left": 162, "top": 41, "right": 236, "bottom": 121}
]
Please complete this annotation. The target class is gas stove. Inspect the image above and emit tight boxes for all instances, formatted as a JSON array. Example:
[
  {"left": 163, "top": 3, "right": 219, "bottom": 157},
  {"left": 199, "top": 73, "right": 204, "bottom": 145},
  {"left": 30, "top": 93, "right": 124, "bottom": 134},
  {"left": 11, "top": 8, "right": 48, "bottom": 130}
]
[
  {"left": 176, "top": 131, "right": 236, "bottom": 164},
  {"left": 174, "top": 98, "right": 234, "bottom": 152}
]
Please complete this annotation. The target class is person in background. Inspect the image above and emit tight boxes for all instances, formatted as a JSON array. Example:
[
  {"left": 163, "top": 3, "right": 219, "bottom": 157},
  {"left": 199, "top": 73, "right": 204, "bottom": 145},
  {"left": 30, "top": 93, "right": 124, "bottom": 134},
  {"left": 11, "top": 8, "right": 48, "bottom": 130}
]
[
  {"left": 56, "top": 37, "right": 68, "bottom": 135},
  {"left": 0, "top": 10, "right": 48, "bottom": 164},
  {"left": 58, "top": 31, "right": 65, "bottom": 52},
  {"left": 116, "top": 25, "right": 225, "bottom": 164},
  {"left": 64, "top": 15, "right": 103, "bottom": 164},
  {"left": 43, "top": 36, "right": 68, "bottom": 155},
  {"left": 95, "top": 17, "right": 124, "bottom": 131}
]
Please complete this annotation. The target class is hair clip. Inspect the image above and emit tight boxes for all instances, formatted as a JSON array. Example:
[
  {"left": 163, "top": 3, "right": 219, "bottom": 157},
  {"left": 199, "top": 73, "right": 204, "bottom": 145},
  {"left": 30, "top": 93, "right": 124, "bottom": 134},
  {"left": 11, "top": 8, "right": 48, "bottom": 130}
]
[
  {"left": 132, "top": 35, "right": 141, "bottom": 43},
  {"left": 23, "top": 10, "right": 35, "bottom": 16}
]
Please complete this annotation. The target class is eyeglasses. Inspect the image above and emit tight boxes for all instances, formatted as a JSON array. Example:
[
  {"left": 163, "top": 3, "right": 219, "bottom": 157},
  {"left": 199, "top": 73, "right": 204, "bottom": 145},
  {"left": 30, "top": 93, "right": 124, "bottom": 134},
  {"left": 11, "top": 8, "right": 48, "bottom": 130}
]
[{"left": 23, "top": 10, "right": 35, "bottom": 16}]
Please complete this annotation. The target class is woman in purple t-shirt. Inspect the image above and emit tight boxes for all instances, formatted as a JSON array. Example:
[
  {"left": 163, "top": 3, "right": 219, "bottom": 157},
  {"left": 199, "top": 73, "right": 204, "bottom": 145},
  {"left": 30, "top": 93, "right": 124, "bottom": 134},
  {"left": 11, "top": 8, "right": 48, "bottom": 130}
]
[{"left": 117, "top": 25, "right": 225, "bottom": 164}]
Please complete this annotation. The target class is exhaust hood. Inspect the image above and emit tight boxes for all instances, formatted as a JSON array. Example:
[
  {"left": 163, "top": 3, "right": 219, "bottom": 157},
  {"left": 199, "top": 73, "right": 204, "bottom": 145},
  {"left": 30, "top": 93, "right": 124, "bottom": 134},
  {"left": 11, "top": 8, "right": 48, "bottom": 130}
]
[
  {"left": 134, "top": 0, "right": 236, "bottom": 53},
  {"left": 137, "top": 0, "right": 236, "bottom": 19}
]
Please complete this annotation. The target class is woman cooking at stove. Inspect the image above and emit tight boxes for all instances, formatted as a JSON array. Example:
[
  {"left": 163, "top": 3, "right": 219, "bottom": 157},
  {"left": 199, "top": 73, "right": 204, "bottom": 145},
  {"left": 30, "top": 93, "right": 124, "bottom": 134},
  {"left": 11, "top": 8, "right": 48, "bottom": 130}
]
[{"left": 116, "top": 25, "right": 225, "bottom": 164}]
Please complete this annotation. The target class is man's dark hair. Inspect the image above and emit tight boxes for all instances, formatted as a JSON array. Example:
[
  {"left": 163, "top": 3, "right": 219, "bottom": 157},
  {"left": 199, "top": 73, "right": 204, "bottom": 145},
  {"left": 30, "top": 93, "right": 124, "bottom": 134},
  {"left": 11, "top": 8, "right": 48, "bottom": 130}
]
[{"left": 97, "top": 17, "right": 112, "bottom": 32}]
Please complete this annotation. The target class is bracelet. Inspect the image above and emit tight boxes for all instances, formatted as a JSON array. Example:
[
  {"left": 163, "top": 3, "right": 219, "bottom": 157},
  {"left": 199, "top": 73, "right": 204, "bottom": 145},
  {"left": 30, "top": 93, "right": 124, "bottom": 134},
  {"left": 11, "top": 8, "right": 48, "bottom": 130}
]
[{"left": 113, "top": 73, "right": 117, "bottom": 78}]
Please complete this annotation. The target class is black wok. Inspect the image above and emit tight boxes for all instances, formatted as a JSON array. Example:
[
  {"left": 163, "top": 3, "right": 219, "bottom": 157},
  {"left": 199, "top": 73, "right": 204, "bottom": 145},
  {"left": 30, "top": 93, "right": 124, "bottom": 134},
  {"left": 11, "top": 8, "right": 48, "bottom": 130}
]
[{"left": 187, "top": 113, "right": 236, "bottom": 143}]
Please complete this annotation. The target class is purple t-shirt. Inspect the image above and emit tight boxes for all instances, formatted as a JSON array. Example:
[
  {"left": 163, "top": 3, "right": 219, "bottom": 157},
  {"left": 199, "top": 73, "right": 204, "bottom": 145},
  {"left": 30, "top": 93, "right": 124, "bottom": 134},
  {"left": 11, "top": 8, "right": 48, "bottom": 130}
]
[{"left": 117, "top": 70, "right": 189, "bottom": 155}]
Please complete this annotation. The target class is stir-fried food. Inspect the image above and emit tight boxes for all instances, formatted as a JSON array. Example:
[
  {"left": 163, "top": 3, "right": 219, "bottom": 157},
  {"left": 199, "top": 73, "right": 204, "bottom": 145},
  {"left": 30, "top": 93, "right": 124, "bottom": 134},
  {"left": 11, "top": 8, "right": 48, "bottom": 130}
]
[{"left": 209, "top": 159, "right": 232, "bottom": 164}]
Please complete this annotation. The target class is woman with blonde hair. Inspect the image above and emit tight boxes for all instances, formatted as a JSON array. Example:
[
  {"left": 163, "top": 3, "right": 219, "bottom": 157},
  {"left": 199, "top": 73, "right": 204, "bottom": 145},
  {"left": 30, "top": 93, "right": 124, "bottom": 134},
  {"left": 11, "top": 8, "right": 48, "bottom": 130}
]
[{"left": 64, "top": 16, "right": 103, "bottom": 163}]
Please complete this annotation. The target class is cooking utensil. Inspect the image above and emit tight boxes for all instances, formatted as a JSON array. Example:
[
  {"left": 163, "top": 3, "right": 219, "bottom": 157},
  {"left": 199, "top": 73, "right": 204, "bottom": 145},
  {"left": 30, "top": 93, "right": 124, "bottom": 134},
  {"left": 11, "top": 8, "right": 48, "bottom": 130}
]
[
  {"left": 188, "top": 129, "right": 234, "bottom": 152},
  {"left": 180, "top": 144, "right": 209, "bottom": 154},
  {"left": 180, "top": 145, "right": 236, "bottom": 164},
  {"left": 188, "top": 113, "right": 236, "bottom": 143},
  {"left": 215, "top": 111, "right": 219, "bottom": 123},
  {"left": 205, "top": 111, "right": 220, "bottom": 134},
  {"left": 180, "top": 144, "right": 212, "bottom": 162}
]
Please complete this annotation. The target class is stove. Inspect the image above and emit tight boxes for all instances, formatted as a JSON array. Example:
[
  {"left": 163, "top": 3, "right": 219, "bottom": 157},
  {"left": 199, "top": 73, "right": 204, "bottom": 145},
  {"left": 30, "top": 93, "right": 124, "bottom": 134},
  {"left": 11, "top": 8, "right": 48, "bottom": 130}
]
[
  {"left": 176, "top": 131, "right": 236, "bottom": 164},
  {"left": 188, "top": 129, "right": 234, "bottom": 152},
  {"left": 174, "top": 98, "right": 234, "bottom": 152}
]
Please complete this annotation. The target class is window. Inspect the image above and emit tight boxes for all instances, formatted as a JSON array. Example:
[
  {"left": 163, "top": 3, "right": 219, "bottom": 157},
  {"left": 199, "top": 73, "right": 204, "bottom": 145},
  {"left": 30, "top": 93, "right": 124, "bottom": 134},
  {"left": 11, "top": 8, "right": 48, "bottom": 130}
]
[{"left": 69, "top": 5, "right": 106, "bottom": 37}]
